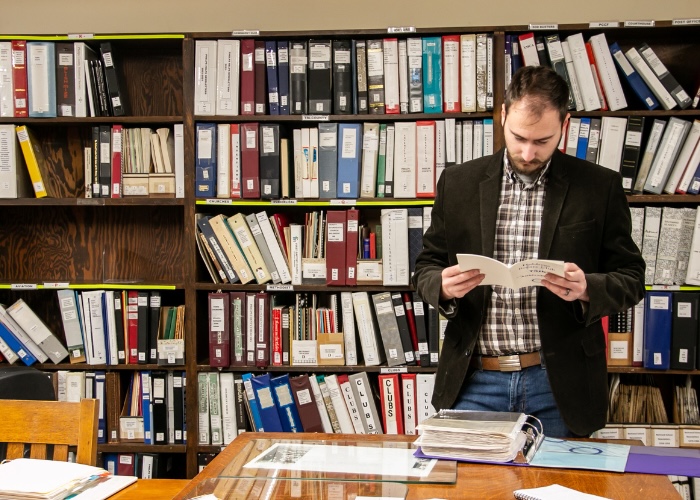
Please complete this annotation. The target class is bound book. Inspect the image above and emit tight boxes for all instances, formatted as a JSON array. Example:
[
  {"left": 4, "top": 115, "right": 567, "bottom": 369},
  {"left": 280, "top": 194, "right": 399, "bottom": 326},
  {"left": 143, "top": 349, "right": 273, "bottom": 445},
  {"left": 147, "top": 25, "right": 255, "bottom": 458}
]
[
  {"left": 456, "top": 254, "right": 565, "bottom": 289},
  {"left": 414, "top": 409, "right": 543, "bottom": 464}
]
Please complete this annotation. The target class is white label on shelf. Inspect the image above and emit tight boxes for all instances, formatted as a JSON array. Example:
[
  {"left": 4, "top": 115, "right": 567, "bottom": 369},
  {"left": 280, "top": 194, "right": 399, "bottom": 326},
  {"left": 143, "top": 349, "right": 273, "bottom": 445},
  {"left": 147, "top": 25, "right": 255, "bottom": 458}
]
[
  {"left": 330, "top": 199, "right": 356, "bottom": 206},
  {"left": 43, "top": 282, "right": 70, "bottom": 289},
  {"left": 650, "top": 285, "right": 681, "bottom": 291},
  {"left": 11, "top": 283, "right": 37, "bottom": 290},
  {"left": 67, "top": 33, "right": 94, "bottom": 39},
  {"left": 528, "top": 24, "right": 558, "bottom": 30},
  {"left": 387, "top": 26, "right": 416, "bottom": 33},
  {"left": 76, "top": 198, "right": 105, "bottom": 206},
  {"left": 380, "top": 366, "right": 408, "bottom": 374},
  {"left": 672, "top": 18, "right": 700, "bottom": 25},
  {"left": 267, "top": 284, "right": 294, "bottom": 291},
  {"left": 270, "top": 199, "right": 297, "bottom": 205},
  {"left": 205, "top": 198, "right": 233, "bottom": 205},
  {"left": 624, "top": 20, "right": 655, "bottom": 27},
  {"left": 302, "top": 114, "right": 330, "bottom": 121},
  {"left": 589, "top": 21, "right": 620, "bottom": 28},
  {"left": 231, "top": 30, "right": 260, "bottom": 36}
]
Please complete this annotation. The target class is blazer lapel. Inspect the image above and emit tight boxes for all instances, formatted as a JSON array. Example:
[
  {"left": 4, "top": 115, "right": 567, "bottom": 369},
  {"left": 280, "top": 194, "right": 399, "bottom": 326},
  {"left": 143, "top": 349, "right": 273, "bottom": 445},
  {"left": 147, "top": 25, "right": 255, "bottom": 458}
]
[
  {"left": 480, "top": 149, "right": 505, "bottom": 258},
  {"left": 539, "top": 150, "right": 570, "bottom": 259}
]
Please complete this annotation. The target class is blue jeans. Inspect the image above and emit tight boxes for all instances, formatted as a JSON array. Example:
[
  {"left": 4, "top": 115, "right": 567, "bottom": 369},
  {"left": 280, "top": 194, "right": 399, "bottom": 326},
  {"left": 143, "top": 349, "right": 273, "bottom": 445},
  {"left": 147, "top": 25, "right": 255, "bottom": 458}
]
[{"left": 452, "top": 364, "right": 575, "bottom": 438}]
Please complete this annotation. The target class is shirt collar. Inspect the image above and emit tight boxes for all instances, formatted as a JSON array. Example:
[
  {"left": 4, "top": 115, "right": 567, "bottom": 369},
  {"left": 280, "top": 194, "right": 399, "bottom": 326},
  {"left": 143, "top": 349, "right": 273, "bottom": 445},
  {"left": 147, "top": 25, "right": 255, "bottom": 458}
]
[{"left": 503, "top": 150, "right": 551, "bottom": 188}]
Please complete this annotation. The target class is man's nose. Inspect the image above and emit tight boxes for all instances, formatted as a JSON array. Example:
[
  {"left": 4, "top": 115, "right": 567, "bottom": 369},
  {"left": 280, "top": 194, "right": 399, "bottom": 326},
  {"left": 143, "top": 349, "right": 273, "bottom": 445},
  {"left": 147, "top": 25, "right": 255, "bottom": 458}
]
[{"left": 521, "top": 144, "right": 537, "bottom": 162}]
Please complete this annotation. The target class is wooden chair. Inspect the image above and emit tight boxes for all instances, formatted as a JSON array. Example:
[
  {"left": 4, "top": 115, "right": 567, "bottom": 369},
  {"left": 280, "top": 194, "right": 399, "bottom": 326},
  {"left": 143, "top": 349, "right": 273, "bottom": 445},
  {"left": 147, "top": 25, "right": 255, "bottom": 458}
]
[{"left": 0, "top": 399, "right": 99, "bottom": 465}]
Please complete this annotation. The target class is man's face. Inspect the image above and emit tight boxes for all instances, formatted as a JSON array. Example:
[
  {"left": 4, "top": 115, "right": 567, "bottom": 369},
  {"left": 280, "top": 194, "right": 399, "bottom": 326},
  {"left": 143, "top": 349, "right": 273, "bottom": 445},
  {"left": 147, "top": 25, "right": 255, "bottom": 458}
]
[{"left": 501, "top": 99, "right": 569, "bottom": 176}]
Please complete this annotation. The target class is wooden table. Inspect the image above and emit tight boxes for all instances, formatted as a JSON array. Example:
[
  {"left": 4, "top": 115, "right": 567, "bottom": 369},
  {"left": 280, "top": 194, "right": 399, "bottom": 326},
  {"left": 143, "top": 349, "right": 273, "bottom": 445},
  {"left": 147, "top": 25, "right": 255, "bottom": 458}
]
[
  {"left": 109, "top": 478, "right": 188, "bottom": 499},
  {"left": 171, "top": 432, "right": 678, "bottom": 499}
]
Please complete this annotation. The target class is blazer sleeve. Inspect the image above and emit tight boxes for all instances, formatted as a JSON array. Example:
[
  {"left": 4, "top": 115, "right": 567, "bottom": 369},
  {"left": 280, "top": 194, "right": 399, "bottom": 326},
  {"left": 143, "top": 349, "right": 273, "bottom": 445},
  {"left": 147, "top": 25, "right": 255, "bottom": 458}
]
[{"left": 583, "top": 172, "right": 646, "bottom": 325}]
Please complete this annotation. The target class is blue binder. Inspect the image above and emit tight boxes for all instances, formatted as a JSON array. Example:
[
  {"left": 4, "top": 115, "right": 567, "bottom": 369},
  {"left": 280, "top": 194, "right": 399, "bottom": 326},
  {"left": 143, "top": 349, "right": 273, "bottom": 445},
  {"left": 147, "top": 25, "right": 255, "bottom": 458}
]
[
  {"left": 195, "top": 123, "right": 216, "bottom": 198},
  {"left": 610, "top": 42, "right": 658, "bottom": 111},
  {"left": 336, "top": 123, "right": 362, "bottom": 198},
  {"left": 141, "top": 371, "right": 154, "bottom": 444},
  {"left": 277, "top": 41, "right": 290, "bottom": 115},
  {"left": 0, "top": 318, "right": 37, "bottom": 366},
  {"left": 265, "top": 41, "right": 280, "bottom": 115},
  {"left": 576, "top": 117, "right": 590, "bottom": 159},
  {"left": 251, "top": 373, "right": 284, "bottom": 432},
  {"left": 643, "top": 291, "right": 672, "bottom": 370},
  {"left": 422, "top": 37, "right": 442, "bottom": 113},
  {"left": 270, "top": 374, "right": 303, "bottom": 432},
  {"left": 241, "top": 373, "right": 265, "bottom": 432}
]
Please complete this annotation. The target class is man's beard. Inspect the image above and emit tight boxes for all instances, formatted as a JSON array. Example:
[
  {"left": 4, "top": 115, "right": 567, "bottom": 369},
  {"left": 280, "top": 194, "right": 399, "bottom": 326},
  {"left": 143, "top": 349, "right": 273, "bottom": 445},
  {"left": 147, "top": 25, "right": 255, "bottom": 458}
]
[{"left": 507, "top": 152, "right": 550, "bottom": 175}]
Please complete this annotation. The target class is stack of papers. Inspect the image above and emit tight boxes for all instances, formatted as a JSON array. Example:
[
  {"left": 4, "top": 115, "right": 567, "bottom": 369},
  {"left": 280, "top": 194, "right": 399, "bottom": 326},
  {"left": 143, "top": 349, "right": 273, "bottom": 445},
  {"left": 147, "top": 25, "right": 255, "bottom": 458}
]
[
  {"left": 414, "top": 410, "right": 541, "bottom": 463},
  {"left": 0, "top": 458, "right": 131, "bottom": 500}
]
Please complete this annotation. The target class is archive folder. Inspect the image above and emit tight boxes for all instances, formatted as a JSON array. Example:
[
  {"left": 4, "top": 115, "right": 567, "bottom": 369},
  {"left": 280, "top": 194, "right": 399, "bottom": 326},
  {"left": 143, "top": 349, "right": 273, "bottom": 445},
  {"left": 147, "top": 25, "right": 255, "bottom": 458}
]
[
  {"left": 333, "top": 40, "right": 352, "bottom": 114},
  {"left": 308, "top": 40, "right": 332, "bottom": 114}
]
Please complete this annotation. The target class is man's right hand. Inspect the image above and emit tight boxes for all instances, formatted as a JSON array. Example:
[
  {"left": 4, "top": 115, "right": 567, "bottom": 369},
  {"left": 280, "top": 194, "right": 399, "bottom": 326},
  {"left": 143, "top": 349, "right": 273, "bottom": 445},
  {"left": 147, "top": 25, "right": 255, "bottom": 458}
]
[{"left": 440, "top": 265, "right": 485, "bottom": 300}]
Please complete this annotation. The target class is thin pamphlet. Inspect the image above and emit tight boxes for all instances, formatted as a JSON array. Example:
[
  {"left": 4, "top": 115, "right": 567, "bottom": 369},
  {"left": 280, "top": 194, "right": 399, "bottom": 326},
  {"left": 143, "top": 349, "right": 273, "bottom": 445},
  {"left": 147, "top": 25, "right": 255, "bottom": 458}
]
[{"left": 457, "top": 254, "right": 565, "bottom": 289}]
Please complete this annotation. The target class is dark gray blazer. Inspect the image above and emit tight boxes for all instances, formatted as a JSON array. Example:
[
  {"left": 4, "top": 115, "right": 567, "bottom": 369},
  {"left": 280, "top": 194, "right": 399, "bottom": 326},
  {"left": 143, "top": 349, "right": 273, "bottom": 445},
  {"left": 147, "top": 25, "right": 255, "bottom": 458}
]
[{"left": 413, "top": 147, "right": 645, "bottom": 436}]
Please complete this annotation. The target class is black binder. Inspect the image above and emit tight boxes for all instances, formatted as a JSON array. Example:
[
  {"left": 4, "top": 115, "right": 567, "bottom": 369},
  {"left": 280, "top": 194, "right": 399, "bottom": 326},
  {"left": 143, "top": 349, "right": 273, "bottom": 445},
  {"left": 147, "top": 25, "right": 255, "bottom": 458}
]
[
  {"left": 137, "top": 291, "right": 150, "bottom": 364},
  {"left": 308, "top": 39, "right": 332, "bottom": 114},
  {"left": 259, "top": 123, "right": 280, "bottom": 199},
  {"left": 99, "top": 41, "right": 130, "bottom": 116},
  {"left": 289, "top": 41, "right": 308, "bottom": 114},
  {"left": 671, "top": 292, "right": 699, "bottom": 370},
  {"left": 148, "top": 291, "right": 161, "bottom": 363},
  {"left": 150, "top": 370, "right": 168, "bottom": 445},
  {"left": 333, "top": 40, "right": 353, "bottom": 114}
]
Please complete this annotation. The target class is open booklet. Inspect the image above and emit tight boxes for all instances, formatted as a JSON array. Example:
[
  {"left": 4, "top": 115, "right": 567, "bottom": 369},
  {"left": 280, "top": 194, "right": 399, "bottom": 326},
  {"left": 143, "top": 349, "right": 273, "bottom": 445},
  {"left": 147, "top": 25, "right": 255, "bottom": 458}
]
[{"left": 457, "top": 254, "right": 565, "bottom": 289}]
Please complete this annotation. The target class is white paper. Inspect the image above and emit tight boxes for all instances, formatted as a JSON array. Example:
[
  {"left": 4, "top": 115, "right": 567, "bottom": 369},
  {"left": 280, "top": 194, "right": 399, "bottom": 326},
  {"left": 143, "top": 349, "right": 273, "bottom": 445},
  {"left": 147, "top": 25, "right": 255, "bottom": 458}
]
[{"left": 244, "top": 443, "right": 436, "bottom": 478}]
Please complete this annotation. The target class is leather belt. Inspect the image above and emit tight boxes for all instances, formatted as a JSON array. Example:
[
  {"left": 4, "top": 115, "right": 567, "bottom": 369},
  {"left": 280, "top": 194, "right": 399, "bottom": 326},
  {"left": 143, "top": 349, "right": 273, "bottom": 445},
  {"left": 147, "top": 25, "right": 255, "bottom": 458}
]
[{"left": 475, "top": 351, "right": 542, "bottom": 372}]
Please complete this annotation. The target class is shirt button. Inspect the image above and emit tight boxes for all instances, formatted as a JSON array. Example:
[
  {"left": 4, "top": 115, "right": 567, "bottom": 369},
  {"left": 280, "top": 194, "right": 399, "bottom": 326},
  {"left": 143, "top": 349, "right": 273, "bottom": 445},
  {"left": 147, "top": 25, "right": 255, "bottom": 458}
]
[
  {"left": 515, "top": 250, "right": 522, "bottom": 258},
  {"left": 465, "top": 349, "right": 471, "bottom": 357},
  {"left": 514, "top": 308, "right": 521, "bottom": 315}
]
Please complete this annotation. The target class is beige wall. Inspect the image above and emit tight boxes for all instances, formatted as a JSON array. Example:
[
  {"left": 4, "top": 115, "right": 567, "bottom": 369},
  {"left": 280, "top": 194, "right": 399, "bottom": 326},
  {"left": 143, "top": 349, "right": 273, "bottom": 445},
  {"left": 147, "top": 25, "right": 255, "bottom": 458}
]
[{"left": 1, "top": 0, "right": 699, "bottom": 34}]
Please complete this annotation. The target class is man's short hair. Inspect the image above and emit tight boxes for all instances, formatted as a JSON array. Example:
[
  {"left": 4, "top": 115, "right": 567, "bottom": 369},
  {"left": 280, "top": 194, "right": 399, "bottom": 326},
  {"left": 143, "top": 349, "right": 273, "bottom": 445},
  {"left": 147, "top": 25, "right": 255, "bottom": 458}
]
[{"left": 505, "top": 66, "right": 570, "bottom": 122}]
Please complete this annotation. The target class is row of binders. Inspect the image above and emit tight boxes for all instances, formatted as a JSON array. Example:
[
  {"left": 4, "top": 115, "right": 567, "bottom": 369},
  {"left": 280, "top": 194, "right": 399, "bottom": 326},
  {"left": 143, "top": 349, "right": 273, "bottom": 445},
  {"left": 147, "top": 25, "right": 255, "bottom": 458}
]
[
  {"left": 635, "top": 206, "right": 700, "bottom": 286},
  {"left": 196, "top": 119, "right": 494, "bottom": 200},
  {"left": 0, "top": 40, "right": 128, "bottom": 118},
  {"left": 195, "top": 35, "right": 495, "bottom": 117},
  {"left": 197, "top": 207, "right": 432, "bottom": 287},
  {"left": 559, "top": 116, "right": 700, "bottom": 195},
  {"left": 506, "top": 31, "right": 695, "bottom": 111},
  {"left": 103, "top": 452, "right": 173, "bottom": 479},
  {"left": 51, "top": 370, "right": 186, "bottom": 446},
  {"left": 208, "top": 291, "right": 445, "bottom": 369},
  {"left": 0, "top": 123, "right": 185, "bottom": 199},
  {"left": 197, "top": 371, "right": 437, "bottom": 445},
  {"left": 607, "top": 290, "right": 700, "bottom": 371},
  {"left": 0, "top": 290, "right": 185, "bottom": 367}
]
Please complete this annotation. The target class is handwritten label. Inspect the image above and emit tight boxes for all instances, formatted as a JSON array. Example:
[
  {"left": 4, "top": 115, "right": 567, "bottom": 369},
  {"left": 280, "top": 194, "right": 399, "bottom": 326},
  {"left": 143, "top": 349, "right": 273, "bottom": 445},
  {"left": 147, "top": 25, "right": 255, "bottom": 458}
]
[
  {"left": 11, "top": 283, "right": 38, "bottom": 290},
  {"left": 528, "top": 24, "right": 558, "bottom": 30},
  {"left": 589, "top": 21, "right": 620, "bottom": 28},
  {"left": 302, "top": 114, "right": 330, "bottom": 121},
  {"left": 267, "top": 284, "right": 294, "bottom": 292},
  {"left": 67, "top": 33, "right": 94, "bottom": 39},
  {"left": 672, "top": 18, "right": 700, "bottom": 25},
  {"left": 270, "top": 199, "right": 297, "bottom": 205},
  {"left": 43, "top": 282, "right": 70, "bottom": 289},
  {"left": 231, "top": 30, "right": 260, "bottom": 36},
  {"left": 380, "top": 367, "right": 408, "bottom": 374},
  {"left": 387, "top": 26, "right": 416, "bottom": 33},
  {"left": 624, "top": 20, "right": 655, "bottom": 27},
  {"left": 330, "top": 199, "right": 356, "bottom": 206}
]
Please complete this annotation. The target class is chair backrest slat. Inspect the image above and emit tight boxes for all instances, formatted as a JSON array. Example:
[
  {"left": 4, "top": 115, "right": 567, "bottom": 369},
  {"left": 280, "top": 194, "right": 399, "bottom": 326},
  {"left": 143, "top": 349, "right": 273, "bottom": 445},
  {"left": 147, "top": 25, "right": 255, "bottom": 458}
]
[{"left": 0, "top": 399, "right": 98, "bottom": 466}]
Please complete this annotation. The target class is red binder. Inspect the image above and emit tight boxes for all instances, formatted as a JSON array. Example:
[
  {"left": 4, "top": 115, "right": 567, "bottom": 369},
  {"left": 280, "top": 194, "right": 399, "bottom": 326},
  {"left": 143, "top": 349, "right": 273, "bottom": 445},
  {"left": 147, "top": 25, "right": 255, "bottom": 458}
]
[
  {"left": 11, "top": 40, "right": 27, "bottom": 118},
  {"left": 240, "top": 39, "right": 255, "bottom": 115},
  {"left": 127, "top": 291, "right": 139, "bottom": 364},
  {"left": 345, "top": 208, "right": 359, "bottom": 285},
  {"left": 325, "top": 210, "right": 347, "bottom": 285},
  {"left": 254, "top": 40, "right": 267, "bottom": 115},
  {"left": 241, "top": 122, "right": 260, "bottom": 198},
  {"left": 378, "top": 373, "right": 404, "bottom": 434}
]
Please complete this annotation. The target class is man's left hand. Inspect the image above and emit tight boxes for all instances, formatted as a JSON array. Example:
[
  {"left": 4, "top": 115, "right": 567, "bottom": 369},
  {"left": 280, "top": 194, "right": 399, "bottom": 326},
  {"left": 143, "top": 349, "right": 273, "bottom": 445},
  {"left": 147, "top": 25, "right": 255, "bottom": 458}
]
[{"left": 542, "top": 262, "right": 589, "bottom": 302}]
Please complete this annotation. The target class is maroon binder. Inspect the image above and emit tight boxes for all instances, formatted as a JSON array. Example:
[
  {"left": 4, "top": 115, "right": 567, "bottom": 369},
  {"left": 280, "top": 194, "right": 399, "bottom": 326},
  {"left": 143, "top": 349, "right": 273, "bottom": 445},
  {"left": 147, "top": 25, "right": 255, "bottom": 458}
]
[
  {"left": 289, "top": 374, "right": 325, "bottom": 432},
  {"left": 208, "top": 292, "right": 230, "bottom": 367},
  {"left": 241, "top": 122, "right": 261, "bottom": 198},
  {"left": 326, "top": 210, "right": 347, "bottom": 285},
  {"left": 254, "top": 40, "right": 267, "bottom": 115}
]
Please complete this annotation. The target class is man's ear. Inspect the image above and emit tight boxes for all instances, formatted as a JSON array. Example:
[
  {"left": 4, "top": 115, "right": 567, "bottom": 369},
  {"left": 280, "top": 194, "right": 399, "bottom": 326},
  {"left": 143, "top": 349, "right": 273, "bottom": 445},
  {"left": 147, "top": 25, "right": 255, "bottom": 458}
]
[
  {"left": 562, "top": 112, "right": 571, "bottom": 135},
  {"left": 501, "top": 104, "right": 506, "bottom": 127}
]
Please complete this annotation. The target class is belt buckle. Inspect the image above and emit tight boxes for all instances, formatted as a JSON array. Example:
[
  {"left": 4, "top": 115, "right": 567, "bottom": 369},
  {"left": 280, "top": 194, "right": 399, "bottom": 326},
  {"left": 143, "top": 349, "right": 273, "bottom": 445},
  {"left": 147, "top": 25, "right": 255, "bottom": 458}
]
[{"left": 497, "top": 354, "right": 521, "bottom": 372}]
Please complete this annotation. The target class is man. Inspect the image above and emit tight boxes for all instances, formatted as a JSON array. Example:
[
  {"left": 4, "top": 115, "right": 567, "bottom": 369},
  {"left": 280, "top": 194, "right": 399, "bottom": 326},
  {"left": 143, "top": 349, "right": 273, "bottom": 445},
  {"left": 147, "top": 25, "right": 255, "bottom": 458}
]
[{"left": 413, "top": 66, "right": 645, "bottom": 437}]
